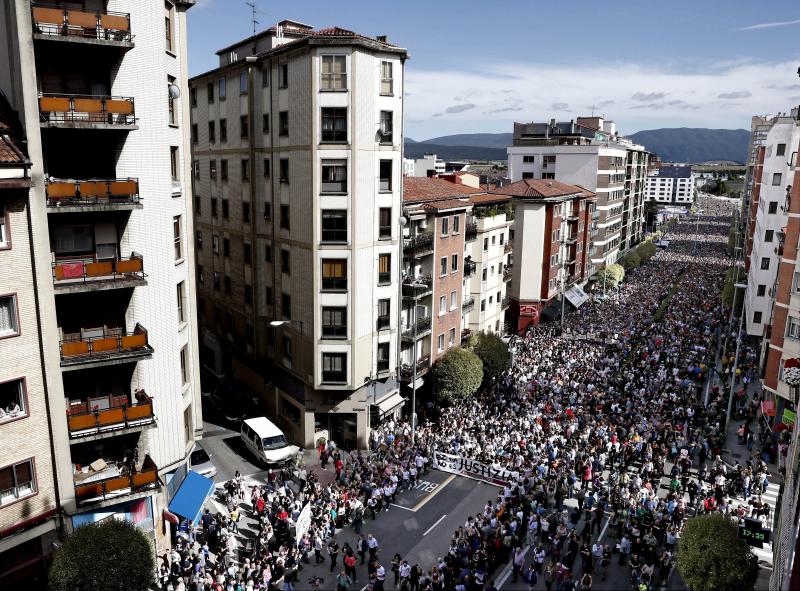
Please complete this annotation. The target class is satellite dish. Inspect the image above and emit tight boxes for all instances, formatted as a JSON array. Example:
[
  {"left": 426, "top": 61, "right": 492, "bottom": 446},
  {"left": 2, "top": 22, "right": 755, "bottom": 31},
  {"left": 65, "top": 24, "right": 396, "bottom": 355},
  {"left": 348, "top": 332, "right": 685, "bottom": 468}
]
[{"left": 168, "top": 84, "right": 181, "bottom": 99}]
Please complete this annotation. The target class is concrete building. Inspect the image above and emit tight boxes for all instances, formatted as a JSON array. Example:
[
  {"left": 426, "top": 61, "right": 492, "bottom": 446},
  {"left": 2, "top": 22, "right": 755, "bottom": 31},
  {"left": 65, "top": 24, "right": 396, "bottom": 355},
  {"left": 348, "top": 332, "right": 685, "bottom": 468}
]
[
  {"left": 743, "top": 116, "right": 773, "bottom": 272},
  {"left": 489, "top": 179, "right": 596, "bottom": 330},
  {"left": 404, "top": 153, "right": 446, "bottom": 177},
  {"left": 645, "top": 166, "right": 695, "bottom": 204},
  {"left": 744, "top": 111, "right": 800, "bottom": 337},
  {"left": 189, "top": 22, "right": 408, "bottom": 449},
  {"left": 507, "top": 116, "right": 649, "bottom": 272},
  {"left": 0, "top": 0, "right": 202, "bottom": 575}
]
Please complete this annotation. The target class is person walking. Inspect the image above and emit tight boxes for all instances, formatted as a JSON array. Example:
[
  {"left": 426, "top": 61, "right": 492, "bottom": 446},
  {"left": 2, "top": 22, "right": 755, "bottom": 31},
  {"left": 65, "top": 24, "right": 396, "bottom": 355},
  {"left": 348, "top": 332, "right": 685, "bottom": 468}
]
[
  {"left": 328, "top": 537, "right": 340, "bottom": 573},
  {"left": 512, "top": 545, "right": 526, "bottom": 582}
]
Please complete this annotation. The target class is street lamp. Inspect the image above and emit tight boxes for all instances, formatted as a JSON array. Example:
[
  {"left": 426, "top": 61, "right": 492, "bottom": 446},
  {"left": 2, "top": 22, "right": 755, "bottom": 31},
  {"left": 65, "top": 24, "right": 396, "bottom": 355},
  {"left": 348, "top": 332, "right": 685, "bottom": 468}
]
[{"left": 269, "top": 319, "right": 304, "bottom": 334}]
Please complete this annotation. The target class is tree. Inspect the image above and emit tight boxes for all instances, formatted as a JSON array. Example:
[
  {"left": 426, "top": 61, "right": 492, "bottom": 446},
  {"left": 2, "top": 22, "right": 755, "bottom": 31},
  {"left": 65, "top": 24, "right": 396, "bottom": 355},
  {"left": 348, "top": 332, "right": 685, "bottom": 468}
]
[
  {"left": 432, "top": 347, "right": 483, "bottom": 404},
  {"left": 727, "top": 224, "right": 738, "bottom": 255},
  {"left": 621, "top": 250, "right": 641, "bottom": 270},
  {"left": 637, "top": 240, "right": 657, "bottom": 263},
  {"left": 595, "top": 263, "right": 625, "bottom": 290},
  {"left": 468, "top": 331, "right": 509, "bottom": 380},
  {"left": 676, "top": 513, "right": 758, "bottom": 591},
  {"left": 50, "top": 519, "right": 155, "bottom": 591}
]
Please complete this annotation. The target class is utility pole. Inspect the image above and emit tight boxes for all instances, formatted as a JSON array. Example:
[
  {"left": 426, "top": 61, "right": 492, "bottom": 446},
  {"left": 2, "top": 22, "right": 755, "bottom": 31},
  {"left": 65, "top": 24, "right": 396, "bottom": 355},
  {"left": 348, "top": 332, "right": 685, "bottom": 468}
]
[{"left": 725, "top": 296, "right": 745, "bottom": 431}]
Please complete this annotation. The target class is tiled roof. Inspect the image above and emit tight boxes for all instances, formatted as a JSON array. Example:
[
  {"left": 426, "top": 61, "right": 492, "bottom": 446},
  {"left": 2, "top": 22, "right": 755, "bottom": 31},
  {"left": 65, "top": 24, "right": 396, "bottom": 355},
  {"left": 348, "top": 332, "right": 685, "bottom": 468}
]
[
  {"left": 490, "top": 179, "right": 594, "bottom": 199},
  {"left": 469, "top": 193, "right": 511, "bottom": 205},
  {"left": 422, "top": 199, "right": 472, "bottom": 212},
  {"left": 0, "top": 135, "right": 26, "bottom": 164},
  {"left": 403, "top": 176, "right": 485, "bottom": 203}
]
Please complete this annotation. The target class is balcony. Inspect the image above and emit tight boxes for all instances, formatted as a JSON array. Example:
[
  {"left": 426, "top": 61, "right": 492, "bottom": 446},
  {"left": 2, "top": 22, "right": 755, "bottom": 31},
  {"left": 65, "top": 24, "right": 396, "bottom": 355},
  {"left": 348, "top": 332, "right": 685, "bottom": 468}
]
[
  {"left": 403, "top": 232, "right": 434, "bottom": 258},
  {"left": 39, "top": 94, "right": 137, "bottom": 130},
  {"left": 462, "top": 296, "right": 475, "bottom": 313},
  {"left": 46, "top": 178, "right": 141, "bottom": 212},
  {"left": 461, "top": 328, "right": 473, "bottom": 344},
  {"left": 66, "top": 393, "right": 155, "bottom": 440},
  {"left": 464, "top": 260, "right": 477, "bottom": 277},
  {"left": 73, "top": 455, "right": 159, "bottom": 506},
  {"left": 501, "top": 296, "right": 511, "bottom": 309},
  {"left": 53, "top": 254, "right": 146, "bottom": 293},
  {"left": 401, "top": 316, "right": 432, "bottom": 342},
  {"left": 503, "top": 266, "right": 513, "bottom": 282},
  {"left": 402, "top": 276, "right": 433, "bottom": 299},
  {"left": 60, "top": 323, "right": 153, "bottom": 370},
  {"left": 376, "top": 315, "right": 391, "bottom": 331},
  {"left": 564, "top": 233, "right": 578, "bottom": 244},
  {"left": 465, "top": 221, "right": 478, "bottom": 241},
  {"left": 399, "top": 356, "right": 430, "bottom": 382},
  {"left": 503, "top": 242, "right": 513, "bottom": 253},
  {"left": 591, "top": 211, "right": 600, "bottom": 221},
  {"left": 31, "top": 4, "right": 133, "bottom": 48}
]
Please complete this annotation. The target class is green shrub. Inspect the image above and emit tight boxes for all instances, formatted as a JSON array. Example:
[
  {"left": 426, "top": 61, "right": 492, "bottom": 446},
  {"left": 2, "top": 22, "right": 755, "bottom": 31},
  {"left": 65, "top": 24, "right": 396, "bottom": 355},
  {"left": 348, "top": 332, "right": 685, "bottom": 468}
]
[{"left": 432, "top": 347, "right": 483, "bottom": 404}]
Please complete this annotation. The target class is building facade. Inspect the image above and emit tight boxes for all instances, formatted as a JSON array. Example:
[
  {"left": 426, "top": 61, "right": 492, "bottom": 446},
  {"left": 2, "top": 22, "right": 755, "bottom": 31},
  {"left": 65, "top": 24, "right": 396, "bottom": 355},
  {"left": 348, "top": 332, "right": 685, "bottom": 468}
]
[
  {"left": 0, "top": 0, "right": 202, "bottom": 576},
  {"left": 189, "top": 22, "right": 407, "bottom": 449},
  {"left": 645, "top": 165, "right": 695, "bottom": 204}
]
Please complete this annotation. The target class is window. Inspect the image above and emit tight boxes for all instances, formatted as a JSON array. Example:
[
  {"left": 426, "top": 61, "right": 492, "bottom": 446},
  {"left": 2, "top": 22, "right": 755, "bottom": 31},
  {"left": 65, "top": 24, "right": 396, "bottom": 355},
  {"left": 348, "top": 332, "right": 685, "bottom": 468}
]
[
  {"left": 377, "top": 342, "right": 390, "bottom": 372},
  {"left": 196, "top": 229, "right": 203, "bottom": 249},
  {"left": 377, "top": 299, "right": 390, "bottom": 329},
  {"left": 282, "top": 332, "right": 292, "bottom": 360},
  {"left": 321, "top": 160, "right": 347, "bottom": 193},
  {"left": 245, "top": 285, "right": 252, "bottom": 305},
  {"left": 170, "top": 146, "right": 179, "bottom": 181},
  {"left": 212, "top": 235, "right": 219, "bottom": 254},
  {"left": 278, "top": 63, "right": 288, "bottom": 88},
  {"left": 280, "top": 159, "right": 289, "bottom": 183},
  {"left": 522, "top": 155, "right": 535, "bottom": 163},
  {"left": 760, "top": 257, "right": 770, "bottom": 270},
  {"left": 281, "top": 293, "right": 291, "bottom": 321},
  {"left": 322, "top": 210, "right": 347, "bottom": 243},
  {"left": 453, "top": 215, "right": 460, "bottom": 233},
  {"left": 379, "top": 160, "right": 392, "bottom": 191},
  {"left": 440, "top": 217, "right": 448, "bottom": 236},
  {"left": 483, "top": 238, "right": 489, "bottom": 251},
  {"left": 322, "top": 259, "right": 347, "bottom": 291},
  {"left": 243, "top": 201, "right": 251, "bottom": 223},
  {"left": 240, "top": 115, "right": 249, "bottom": 139},
  {"left": 320, "top": 55, "right": 347, "bottom": 90},
  {"left": 241, "top": 159, "right": 249, "bottom": 182},
  {"left": 222, "top": 199, "right": 229, "bottom": 219},
  {"left": 437, "top": 334, "right": 445, "bottom": 353},
  {"left": 450, "top": 290, "right": 457, "bottom": 310},
  {"left": 191, "top": 123, "right": 197, "bottom": 144},
  {"left": 273, "top": 112, "right": 286, "bottom": 137},
  {"left": 281, "top": 249, "right": 290, "bottom": 274},
  {"left": 451, "top": 254, "right": 458, "bottom": 273},
  {"left": 0, "top": 379, "right": 26, "bottom": 422},
  {"left": 213, "top": 271, "right": 220, "bottom": 290},
  {"left": 482, "top": 268, "right": 487, "bottom": 282},
  {"left": 190, "top": 86, "right": 197, "bottom": 107},
  {"left": 193, "top": 160, "right": 200, "bottom": 180},
  {"left": 221, "top": 159, "right": 228, "bottom": 181},
  {"left": 322, "top": 352, "right": 347, "bottom": 383},
  {"left": 757, "top": 284, "right": 766, "bottom": 297},
  {"left": 777, "top": 143, "right": 786, "bottom": 157},
  {"left": 223, "top": 238, "right": 230, "bottom": 257},
  {"left": 789, "top": 317, "right": 800, "bottom": 337},
  {"left": 499, "top": 233, "right": 504, "bottom": 245},
  {"left": 265, "top": 286, "right": 273, "bottom": 304},
  {"left": 0, "top": 205, "right": 7, "bottom": 248},
  {"left": 280, "top": 205, "right": 290, "bottom": 229},
  {"left": 176, "top": 282, "right": 185, "bottom": 323},
  {"left": 164, "top": 3, "right": 173, "bottom": 52},
  {"left": 183, "top": 404, "right": 192, "bottom": 444},
  {"left": 322, "top": 307, "right": 347, "bottom": 338},
  {"left": 263, "top": 158, "right": 271, "bottom": 178},
  {"left": 168, "top": 76, "right": 177, "bottom": 125},
  {"left": 449, "top": 327, "right": 456, "bottom": 347},
  {"left": 378, "top": 253, "right": 391, "bottom": 285},
  {"left": 379, "top": 208, "right": 391, "bottom": 239},
  {"left": 380, "top": 61, "right": 393, "bottom": 95},
  {"left": 522, "top": 172, "right": 534, "bottom": 180},
  {"left": 262, "top": 114, "right": 270, "bottom": 133},
  {"left": 773, "top": 173, "right": 782, "bottom": 186},
  {"left": 765, "top": 229, "right": 774, "bottom": 242},
  {"left": 180, "top": 345, "right": 189, "bottom": 385},
  {"left": 207, "top": 82, "right": 214, "bottom": 103},
  {"left": 220, "top": 119, "right": 227, "bottom": 142},
  {"left": 321, "top": 108, "right": 347, "bottom": 142},
  {"left": 218, "top": 77, "right": 226, "bottom": 100},
  {"left": 379, "top": 111, "right": 393, "bottom": 143},
  {"left": 480, "top": 299, "right": 486, "bottom": 312},
  {"left": 439, "top": 296, "right": 446, "bottom": 315},
  {"left": 0, "top": 459, "right": 35, "bottom": 505},
  {"left": 240, "top": 71, "right": 248, "bottom": 94},
  {"left": 264, "top": 243, "right": 272, "bottom": 262},
  {"left": 440, "top": 257, "right": 447, "bottom": 276},
  {"left": 173, "top": 216, "right": 182, "bottom": 260},
  {"left": 768, "top": 201, "right": 778, "bottom": 214},
  {"left": 794, "top": 272, "right": 800, "bottom": 294},
  {"left": 210, "top": 160, "right": 217, "bottom": 181}
]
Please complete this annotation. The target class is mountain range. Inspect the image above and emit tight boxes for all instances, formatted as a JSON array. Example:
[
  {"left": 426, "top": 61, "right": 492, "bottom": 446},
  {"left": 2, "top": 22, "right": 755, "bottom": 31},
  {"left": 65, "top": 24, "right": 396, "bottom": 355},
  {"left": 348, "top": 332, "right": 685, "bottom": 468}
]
[{"left": 404, "top": 128, "right": 750, "bottom": 164}]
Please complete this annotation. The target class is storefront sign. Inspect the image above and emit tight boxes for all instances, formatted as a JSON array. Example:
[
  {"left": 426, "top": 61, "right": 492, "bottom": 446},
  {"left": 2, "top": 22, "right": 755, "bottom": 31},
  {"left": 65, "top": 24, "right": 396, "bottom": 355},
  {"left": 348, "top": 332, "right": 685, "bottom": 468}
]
[
  {"left": 294, "top": 503, "right": 312, "bottom": 547},
  {"left": 519, "top": 305, "right": 539, "bottom": 318},
  {"left": 783, "top": 409, "right": 796, "bottom": 426},
  {"left": 432, "top": 450, "right": 514, "bottom": 486}
]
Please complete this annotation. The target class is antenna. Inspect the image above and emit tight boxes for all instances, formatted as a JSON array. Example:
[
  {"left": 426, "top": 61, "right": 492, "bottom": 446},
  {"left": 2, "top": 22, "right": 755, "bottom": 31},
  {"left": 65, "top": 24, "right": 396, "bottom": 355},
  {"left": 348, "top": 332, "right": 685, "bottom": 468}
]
[
  {"left": 590, "top": 104, "right": 596, "bottom": 117},
  {"left": 245, "top": 1, "right": 259, "bottom": 34}
]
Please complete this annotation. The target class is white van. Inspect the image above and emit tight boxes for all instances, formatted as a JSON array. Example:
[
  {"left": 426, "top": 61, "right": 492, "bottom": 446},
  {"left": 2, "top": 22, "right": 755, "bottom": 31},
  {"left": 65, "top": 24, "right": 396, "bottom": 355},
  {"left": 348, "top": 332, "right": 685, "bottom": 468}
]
[{"left": 240, "top": 417, "right": 301, "bottom": 466}]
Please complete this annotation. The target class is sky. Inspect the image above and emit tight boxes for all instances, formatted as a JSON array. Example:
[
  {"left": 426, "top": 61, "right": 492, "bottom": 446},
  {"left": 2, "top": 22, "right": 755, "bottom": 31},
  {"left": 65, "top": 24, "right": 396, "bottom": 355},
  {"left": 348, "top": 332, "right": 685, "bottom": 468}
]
[{"left": 187, "top": 0, "right": 800, "bottom": 141}]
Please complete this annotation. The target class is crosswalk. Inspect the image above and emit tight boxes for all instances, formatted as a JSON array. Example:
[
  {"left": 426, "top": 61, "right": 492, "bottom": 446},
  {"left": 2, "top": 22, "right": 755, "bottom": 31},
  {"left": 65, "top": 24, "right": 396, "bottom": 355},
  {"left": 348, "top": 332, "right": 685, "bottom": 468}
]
[{"left": 724, "top": 481, "right": 779, "bottom": 566}]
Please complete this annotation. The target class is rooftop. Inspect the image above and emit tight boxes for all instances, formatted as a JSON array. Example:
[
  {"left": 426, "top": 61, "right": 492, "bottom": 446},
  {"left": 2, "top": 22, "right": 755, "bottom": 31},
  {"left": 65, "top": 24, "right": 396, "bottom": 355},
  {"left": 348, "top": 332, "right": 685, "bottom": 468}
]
[
  {"left": 489, "top": 179, "right": 594, "bottom": 200},
  {"left": 403, "top": 176, "right": 485, "bottom": 204},
  {"left": 648, "top": 166, "right": 693, "bottom": 179}
]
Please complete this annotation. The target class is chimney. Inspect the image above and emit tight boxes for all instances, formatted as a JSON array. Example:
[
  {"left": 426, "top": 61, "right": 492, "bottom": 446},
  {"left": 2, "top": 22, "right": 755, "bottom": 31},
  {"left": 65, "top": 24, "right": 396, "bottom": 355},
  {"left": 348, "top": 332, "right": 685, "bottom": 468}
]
[{"left": 376, "top": 35, "right": 388, "bottom": 43}]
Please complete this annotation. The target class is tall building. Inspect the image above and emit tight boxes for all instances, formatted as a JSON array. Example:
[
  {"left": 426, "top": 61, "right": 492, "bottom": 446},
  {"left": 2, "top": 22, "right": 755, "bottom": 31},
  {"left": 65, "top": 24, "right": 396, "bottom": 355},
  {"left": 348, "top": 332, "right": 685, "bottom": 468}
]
[
  {"left": 189, "top": 22, "right": 408, "bottom": 449},
  {"left": 0, "top": 0, "right": 202, "bottom": 578},
  {"left": 507, "top": 116, "right": 649, "bottom": 273},
  {"left": 645, "top": 165, "right": 696, "bottom": 204},
  {"left": 744, "top": 111, "right": 800, "bottom": 337}
]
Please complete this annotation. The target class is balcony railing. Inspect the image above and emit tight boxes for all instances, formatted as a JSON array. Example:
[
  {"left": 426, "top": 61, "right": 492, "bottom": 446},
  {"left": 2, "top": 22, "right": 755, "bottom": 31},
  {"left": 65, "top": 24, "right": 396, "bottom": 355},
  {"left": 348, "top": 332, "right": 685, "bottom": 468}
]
[
  {"left": 403, "top": 232, "right": 434, "bottom": 257},
  {"left": 39, "top": 93, "right": 136, "bottom": 127},
  {"left": 66, "top": 396, "right": 155, "bottom": 438},
  {"left": 503, "top": 242, "right": 513, "bottom": 253},
  {"left": 402, "top": 276, "right": 433, "bottom": 298},
  {"left": 464, "top": 260, "right": 477, "bottom": 277},
  {"left": 60, "top": 323, "right": 152, "bottom": 365},
  {"left": 503, "top": 266, "right": 513, "bottom": 282},
  {"left": 32, "top": 4, "right": 132, "bottom": 43},
  {"left": 465, "top": 221, "right": 478, "bottom": 240},
  {"left": 591, "top": 211, "right": 600, "bottom": 220},
  {"left": 46, "top": 178, "right": 140, "bottom": 208},
  {"left": 53, "top": 253, "right": 145, "bottom": 287},
  {"left": 501, "top": 296, "right": 511, "bottom": 309},
  {"left": 399, "top": 355, "right": 430, "bottom": 381},
  {"left": 462, "top": 296, "right": 475, "bottom": 313},
  {"left": 74, "top": 462, "right": 158, "bottom": 505},
  {"left": 401, "top": 316, "right": 432, "bottom": 340}
]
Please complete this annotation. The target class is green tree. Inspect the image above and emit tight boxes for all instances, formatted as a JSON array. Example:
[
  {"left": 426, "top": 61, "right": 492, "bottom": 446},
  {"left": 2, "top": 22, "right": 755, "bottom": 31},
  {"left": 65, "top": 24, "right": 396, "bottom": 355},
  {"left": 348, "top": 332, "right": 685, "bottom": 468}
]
[
  {"left": 621, "top": 249, "right": 641, "bottom": 270},
  {"left": 637, "top": 240, "right": 657, "bottom": 263},
  {"left": 468, "top": 331, "right": 509, "bottom": 380},
  {"left": 676, "top": 513, "right": 758, "bottom": 591},
  {"left": 595, "top": 264, "right": 625, "bottom": 290},
  {"left": 50, "top": 519, "right": 155, "bottom": 591},
  {"left": 432, "top": 347, "right": 483, "bottom": 404},
  {"left": 727, "top": 224, "right": 738, "bottom": 255}
]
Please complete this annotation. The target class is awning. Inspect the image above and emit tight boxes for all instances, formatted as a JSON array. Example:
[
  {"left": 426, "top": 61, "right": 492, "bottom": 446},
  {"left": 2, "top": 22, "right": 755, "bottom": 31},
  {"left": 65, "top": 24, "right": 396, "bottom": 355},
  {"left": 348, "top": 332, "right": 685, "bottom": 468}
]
[
  {"left": 761, "top": 400, "right": 776, "bottom": 417},
  {"left": 167, "top": 471, "right": 214, "bottom": 525},
  {"left": 564, "top": 286, "right": 589, "bottom": 308},
  {"left": 373, "top": 392, "right": 407, "bottom": 417}
]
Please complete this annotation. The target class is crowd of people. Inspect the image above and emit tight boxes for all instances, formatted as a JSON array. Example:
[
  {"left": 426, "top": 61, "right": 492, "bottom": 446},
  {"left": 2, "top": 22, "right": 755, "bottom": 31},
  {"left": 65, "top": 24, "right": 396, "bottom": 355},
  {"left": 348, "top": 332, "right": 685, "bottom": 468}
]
[{"left": 158, "top": 197, "right": 774, "bottom": 591}]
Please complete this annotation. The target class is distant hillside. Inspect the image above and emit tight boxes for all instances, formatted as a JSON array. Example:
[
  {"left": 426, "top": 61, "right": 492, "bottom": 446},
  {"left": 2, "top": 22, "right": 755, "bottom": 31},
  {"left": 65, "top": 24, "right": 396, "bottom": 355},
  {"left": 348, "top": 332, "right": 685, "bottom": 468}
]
[
  {"left": 420, "top": 133, "right": 513, "bottom": 149},
  {"left": 403, "top": 142, "right": 507, "bottom": 161},
  {"left": 628, "top": 128, "right": 750, "bottom": 164}
]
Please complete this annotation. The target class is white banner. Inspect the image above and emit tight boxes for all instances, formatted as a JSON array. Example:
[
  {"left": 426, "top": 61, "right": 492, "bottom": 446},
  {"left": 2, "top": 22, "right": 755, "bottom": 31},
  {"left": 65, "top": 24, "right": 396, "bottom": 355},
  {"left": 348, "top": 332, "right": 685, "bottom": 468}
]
[
  {"left": 294, "top": 503, "right": 312, "bottom": 547},
  {"left": 432, "top": 450, "right": 514, "bottom": 486}
]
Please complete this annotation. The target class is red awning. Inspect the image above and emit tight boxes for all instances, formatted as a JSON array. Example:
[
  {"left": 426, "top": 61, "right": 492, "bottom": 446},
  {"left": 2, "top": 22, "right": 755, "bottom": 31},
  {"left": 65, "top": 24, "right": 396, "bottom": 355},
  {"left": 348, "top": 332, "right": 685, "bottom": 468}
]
[{"left": 761, "top": 400, "right": 776, "bottom": 417}]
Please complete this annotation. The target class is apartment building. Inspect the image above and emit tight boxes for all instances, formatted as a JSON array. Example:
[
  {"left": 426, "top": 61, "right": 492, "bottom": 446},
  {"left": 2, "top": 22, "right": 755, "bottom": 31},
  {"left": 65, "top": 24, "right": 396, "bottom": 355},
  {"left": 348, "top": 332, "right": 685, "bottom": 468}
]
[
  {"left": 400, "top": 177, "right": 481, "bottom": 387},
  {"left": 507, "top": 116, "right": 649, "bottom": 272},
  {"left": 744, "top": 117, "right": 772, "bottom": 272},
  {"left": 403, "top": 153, "right": 446, "bottom": 177},
  {"left": 744, "top": 111, "right": 800, "bottom": 337},
  {"left": 189, "top": 22, "right": 407, "bottom": 449},
  {"left": 490, "top": 179, "right": 595, "bottom": 331},
  {"left": 0, "top": 0, "right": 202, "bottom": 574},
  {"left": 645, "top": 165, "right": 695, "bottom": 204}
]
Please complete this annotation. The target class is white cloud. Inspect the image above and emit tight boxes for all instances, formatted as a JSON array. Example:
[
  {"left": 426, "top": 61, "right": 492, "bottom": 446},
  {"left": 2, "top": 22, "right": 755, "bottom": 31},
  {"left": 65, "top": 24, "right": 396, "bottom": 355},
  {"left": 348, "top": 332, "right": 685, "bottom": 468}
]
[
  {"left": 736, "top": 19, "right": 800, "bottom": 31},
  {"left": 404, "top": 59, "right": 800, "bottom": 137}
]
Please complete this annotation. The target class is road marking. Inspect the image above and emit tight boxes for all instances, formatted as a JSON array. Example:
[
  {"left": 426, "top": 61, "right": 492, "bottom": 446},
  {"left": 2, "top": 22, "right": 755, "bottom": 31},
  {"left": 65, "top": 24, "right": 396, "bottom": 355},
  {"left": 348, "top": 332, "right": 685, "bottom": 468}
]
[
  {"left": 597, "top": 514, "right": 611, "bottom": 542},
  {"left": 411, "top": 474, "right": 455, "bottom": 511},
  {"left": 389, "top": 503, "right": 416, "bottom": 512},
  {"left": 496, "top": 545, "right": 530, "bottom": 589},
  {"left": 423, "top": 514, "right": 447, "bottom": 537}
]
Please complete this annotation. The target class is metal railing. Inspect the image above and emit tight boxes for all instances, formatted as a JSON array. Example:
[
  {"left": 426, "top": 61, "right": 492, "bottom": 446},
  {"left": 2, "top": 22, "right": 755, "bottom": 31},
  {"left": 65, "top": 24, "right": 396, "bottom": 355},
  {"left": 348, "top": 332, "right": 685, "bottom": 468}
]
[
  {"left": 464, "top": 260, "right": 477, "bottom": 277},
  {"left": 402, "top": 232, "right": 434, "bottom": 256},
  {"left": 60, "top": 323, "right": 150, "bottom": 360},
  {"left": 53, "top": 253, "right": 145, "bottom": 285},
  {"left": 39, "top": 93, "right": 136, "bottom": 126},
  {"left": 465, "top": 222, "right": 478, "bottom": 240},
  {"left": 462, "top": 296, "right": 475, "bottom": 313},
  {"left": 402, "top": 276, "right": 433, "bottom": 298},
  {"left": 46, "top": 178, "right": 139, "bottom": 207},
  {"left": 74, "top": 466, "right": 158, "bottom": 504},
  {"left": 66, "top": 399, "right": 154, "bottom": 436},
  {"left": 503, "top": 267, "right": 513, "bottom": 282},
  {"left": 399, "top": 355, "right": 430, "bottom": 381},
  {"left": 504, "top": 242, "right": 513, "bottom": 253},
  {"left": 501, "top": 296, "right": 511, "bottom": 308},
  {"left": 401, "top": 315, "right": 431, "bottom": 338},
  {"left": 32, "top": 4, "right": 132, "bottom": 42}
]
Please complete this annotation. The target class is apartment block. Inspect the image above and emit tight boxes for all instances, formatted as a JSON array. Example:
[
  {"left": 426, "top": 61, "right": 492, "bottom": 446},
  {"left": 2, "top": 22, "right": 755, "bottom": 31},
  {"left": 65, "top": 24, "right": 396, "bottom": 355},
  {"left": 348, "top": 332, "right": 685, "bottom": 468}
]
[
  {"left": 0, "top": 0, "right": 202, "bottom": 575},
  {"left": 507, "top": 116, "right": 649, "bottom": 272},
  {"left": 743, "top": 116, "right": 772, "bottom": 272},
  {"left": 491, "top": 179, "right": 595, "bottom": 330},
  {"left": 645, "top": 165, "right": 695, "bottom": 204},
  {"left": 189, "top": 22, "right": 407, "bottom": 449}
]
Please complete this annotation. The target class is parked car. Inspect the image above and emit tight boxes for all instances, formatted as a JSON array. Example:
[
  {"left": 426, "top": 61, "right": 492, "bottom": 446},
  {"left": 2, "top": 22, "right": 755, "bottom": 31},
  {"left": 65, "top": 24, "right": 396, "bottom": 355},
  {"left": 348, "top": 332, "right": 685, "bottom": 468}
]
[{"left": 189, "top": 441, "right": 217, "bottom": 479}]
